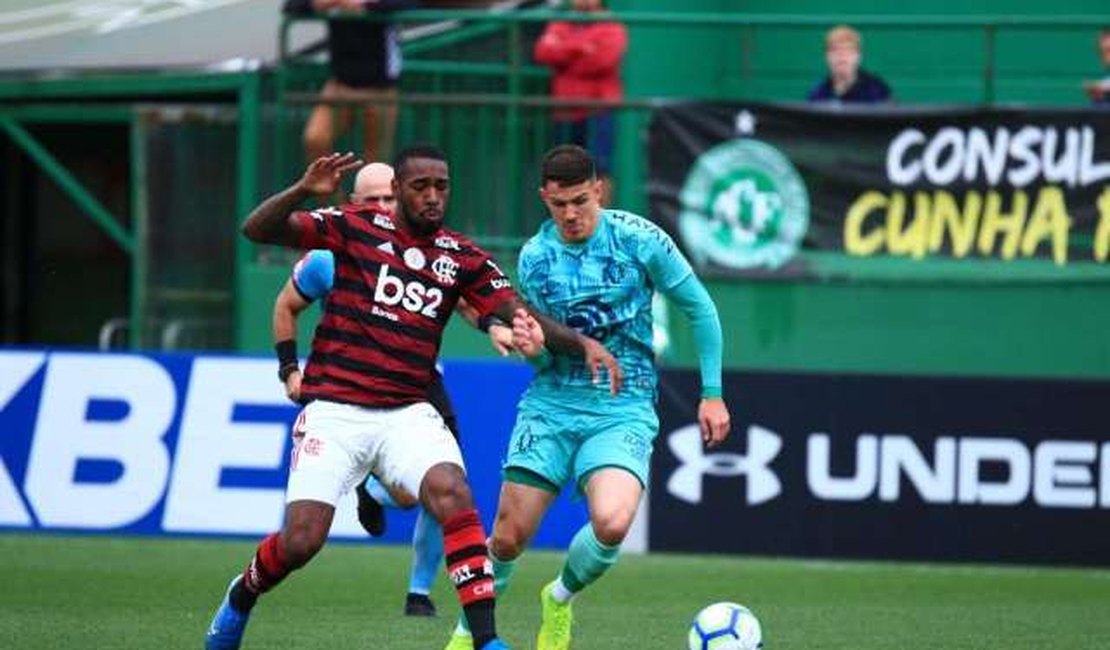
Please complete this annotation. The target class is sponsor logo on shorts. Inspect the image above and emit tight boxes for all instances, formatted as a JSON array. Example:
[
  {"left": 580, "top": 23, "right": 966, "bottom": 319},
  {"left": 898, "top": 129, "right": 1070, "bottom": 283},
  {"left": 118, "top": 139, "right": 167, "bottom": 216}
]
[{"left": 302, "top": 437, "right": 324, "bottom": 457}]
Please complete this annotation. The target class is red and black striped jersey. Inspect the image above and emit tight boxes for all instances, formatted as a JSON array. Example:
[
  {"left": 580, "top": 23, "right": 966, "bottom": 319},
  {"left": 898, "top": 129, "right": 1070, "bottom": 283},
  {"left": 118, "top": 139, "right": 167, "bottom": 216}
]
[{"left": 292, "top": 204, "right": 515, "bottom": 408}]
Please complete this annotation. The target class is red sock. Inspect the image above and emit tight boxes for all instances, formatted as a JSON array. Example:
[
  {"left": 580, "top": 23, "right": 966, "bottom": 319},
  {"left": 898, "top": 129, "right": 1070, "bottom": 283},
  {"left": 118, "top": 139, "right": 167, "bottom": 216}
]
[
  {"left": 443, "top": 509, "right": 496, "bottom": 645},
  {"left": 242, "top": 533, "right": 291, "bottom": 595}
]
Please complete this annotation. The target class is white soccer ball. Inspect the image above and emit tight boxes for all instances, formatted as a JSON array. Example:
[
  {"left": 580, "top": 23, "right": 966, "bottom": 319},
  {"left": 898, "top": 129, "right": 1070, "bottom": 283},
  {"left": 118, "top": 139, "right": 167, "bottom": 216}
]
[{"left": 687, "top": 601, "right": 764, "bottom": 650}]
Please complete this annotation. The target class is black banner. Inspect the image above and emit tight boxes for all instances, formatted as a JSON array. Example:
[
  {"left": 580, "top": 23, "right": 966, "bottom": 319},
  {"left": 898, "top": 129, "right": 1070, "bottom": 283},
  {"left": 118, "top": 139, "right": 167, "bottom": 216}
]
[
  {"left": 650, "top": 369, "right": 1110, "bottom": 566},
  {"left": 648, "top": 103, "right": 1110, "bottom": 275}
]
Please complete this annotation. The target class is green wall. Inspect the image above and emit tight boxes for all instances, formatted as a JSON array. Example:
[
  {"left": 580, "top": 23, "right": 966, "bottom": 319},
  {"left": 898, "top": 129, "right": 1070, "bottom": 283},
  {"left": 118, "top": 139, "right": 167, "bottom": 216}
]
[
  {"left": 614, "top": 0, "right": 1108, "bottom": 104},
  {"left": 241, "top": 264, "right": 1110, "bottom": 381},
  {"left": 239, "top": 3, "right": 1110, "bottom": 381},
  {"left": 600, "top": 1, "right": 1110, "bottom": 381},
  {"left": 666, "top": 280, "right": 1110, "bottom": 380}
]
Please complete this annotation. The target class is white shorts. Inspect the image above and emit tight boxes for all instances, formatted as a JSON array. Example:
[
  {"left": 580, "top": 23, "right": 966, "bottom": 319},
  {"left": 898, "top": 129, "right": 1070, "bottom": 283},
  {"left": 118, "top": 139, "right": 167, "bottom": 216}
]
[{"left": 286, "top": 399, "right": 465, "bottom": 507}]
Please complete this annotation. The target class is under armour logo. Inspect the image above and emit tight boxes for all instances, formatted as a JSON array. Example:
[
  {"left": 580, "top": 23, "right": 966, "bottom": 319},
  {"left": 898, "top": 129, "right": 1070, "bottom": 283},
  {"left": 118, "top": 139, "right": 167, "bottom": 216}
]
[{"left": 666, "top": 424, "right": 782, "bottom": 506}]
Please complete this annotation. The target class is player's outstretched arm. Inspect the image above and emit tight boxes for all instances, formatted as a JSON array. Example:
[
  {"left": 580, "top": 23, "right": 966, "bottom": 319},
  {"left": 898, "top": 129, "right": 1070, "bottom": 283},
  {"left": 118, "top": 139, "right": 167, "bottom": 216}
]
[
  {"left": 242, "top": 153, "right": 363, "bottom": 246},
  {"left": 665, "top": 274, "right": 730, "bottom": 447},
  {"left": 497, "top": 301, "right": 624, "bottom": 395}
]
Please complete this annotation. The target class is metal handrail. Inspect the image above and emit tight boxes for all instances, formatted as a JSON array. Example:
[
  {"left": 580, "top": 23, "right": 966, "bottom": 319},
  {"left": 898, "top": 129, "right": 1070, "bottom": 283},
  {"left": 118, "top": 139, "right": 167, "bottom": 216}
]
[
  {"left": 98, "top": 317, "right": 130, "bottom": 351},
  {"left": 278, "top": 10, "right": 1108, "bottom": 107},
  {"left": 282, "top": 9, "right": 1109, "bottom": 30}
]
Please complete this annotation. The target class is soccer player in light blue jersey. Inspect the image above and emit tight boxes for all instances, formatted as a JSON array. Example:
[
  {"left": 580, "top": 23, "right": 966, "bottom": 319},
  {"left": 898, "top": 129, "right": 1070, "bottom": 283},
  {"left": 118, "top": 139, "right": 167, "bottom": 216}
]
[
  {"left": 272, "top": 162, "right": 514, "bottom": 618},
  {"left": 444, "top": 145, "right": 731, "bottom": 650}
]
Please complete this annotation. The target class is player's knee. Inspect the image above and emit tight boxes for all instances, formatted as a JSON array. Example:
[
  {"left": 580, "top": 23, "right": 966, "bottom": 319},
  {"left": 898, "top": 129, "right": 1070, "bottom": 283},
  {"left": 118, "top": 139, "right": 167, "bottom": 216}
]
[
  {"left": 282, "top": 521, "right": 327, "bottom": 568},
  {"left": 489, "top": 528, "right": 525, "bottom": 561},
  {"left": 591, "top": 510, "right": 634, "bottom": 546},
  {"left": 421, "top": 463, "right": 474, "bottom": 519}
]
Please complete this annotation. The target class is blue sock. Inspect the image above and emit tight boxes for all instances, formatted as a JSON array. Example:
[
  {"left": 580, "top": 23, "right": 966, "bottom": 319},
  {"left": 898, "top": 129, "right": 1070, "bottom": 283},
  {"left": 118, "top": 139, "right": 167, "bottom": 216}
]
[
  {"left": 408, "top": 508, "right": 443, "bottom": 594},
  {"left": 365, "top": 477, "right": 398, "bottom": 509}
]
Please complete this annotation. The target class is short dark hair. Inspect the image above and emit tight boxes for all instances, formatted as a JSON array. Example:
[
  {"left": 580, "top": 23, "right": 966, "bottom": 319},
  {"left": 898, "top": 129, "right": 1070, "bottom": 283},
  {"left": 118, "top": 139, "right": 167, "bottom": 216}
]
[
  {"left": 393, "top": 144, "right": 447, "bottom": 178},
  {"left": 541, "top": 145, "right": 596, "bottom": 187}
]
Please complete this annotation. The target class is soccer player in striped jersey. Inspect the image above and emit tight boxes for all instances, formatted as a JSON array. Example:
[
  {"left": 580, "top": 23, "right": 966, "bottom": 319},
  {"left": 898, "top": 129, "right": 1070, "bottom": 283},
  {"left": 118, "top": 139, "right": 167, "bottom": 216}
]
[
  {"left": 272, "top": 161, "right": 514, "bottom": 618},
  {"left": 205, "top": 145, "right": 621, "bottom": 650},
  {"left": 443, "top": 145, "right": 731, "bottom": 650}
]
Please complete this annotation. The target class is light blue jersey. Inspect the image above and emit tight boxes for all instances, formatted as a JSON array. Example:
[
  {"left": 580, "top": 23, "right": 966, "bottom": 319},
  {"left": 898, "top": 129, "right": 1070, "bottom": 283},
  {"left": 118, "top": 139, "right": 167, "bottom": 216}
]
[
  {"left": 291, "top": 249, "right": 335, "bottom": 301},
  {"left": 517, "top": 209, "right": 693, "bottom": 400}
]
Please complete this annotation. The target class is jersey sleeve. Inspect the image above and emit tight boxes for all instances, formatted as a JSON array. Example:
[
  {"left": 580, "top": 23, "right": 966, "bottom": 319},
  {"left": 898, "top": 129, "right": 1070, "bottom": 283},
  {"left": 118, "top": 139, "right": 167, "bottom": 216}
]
[
  {"left": 514, "top": 240, "right": 545, "bottom": 308},
  {"left": 459, "top": 253, "right": 516, "bottom": 318},
  {"left": 638, "top": 217, "right": 694, "bottom": 290},
  {"left": 665, "top": 274, "right": 723, "bottom": 399},
  {"left": 291, "top": 206, "right": 350, "bottom": 252},
  {"left": 290, "top": 250, "right": 335, "bottom": 302}
]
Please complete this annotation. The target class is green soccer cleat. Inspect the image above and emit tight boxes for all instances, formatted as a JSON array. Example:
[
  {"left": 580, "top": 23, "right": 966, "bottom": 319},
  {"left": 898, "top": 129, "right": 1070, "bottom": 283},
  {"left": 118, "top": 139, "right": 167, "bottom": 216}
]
[
  {"left": 536, "top": 581, "right": 573, "bottom": 650},
  {"left": 443, "top": 629, "right": 473, "bottom": 650}
]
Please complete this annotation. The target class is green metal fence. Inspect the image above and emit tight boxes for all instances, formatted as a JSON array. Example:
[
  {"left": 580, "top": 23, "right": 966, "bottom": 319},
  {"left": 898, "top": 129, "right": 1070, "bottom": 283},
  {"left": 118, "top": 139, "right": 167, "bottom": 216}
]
[{"left": 2, "top": 9, "right": 1108, "bottom": 362}]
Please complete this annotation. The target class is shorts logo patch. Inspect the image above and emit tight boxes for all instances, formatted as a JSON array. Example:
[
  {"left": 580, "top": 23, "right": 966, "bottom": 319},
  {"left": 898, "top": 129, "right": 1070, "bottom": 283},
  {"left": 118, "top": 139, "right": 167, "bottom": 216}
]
[
  {"left": 623, "top": 433, "right": 650, "bottom": 461},
  {"left": 302, "top": 437, "right": 324, "bottom": 457},
  {"left": 514, "top": 425, "right": 536, "bottom": 454}
]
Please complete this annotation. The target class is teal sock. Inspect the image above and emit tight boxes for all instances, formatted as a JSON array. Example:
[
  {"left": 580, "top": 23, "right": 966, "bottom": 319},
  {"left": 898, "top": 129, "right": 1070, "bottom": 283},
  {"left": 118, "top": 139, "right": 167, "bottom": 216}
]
[
  {"left": 455, "top": 552, "right": 518, "bottom": 634},
  {"left": 559, "top": 524, "right": 620, "bottom": 594}
]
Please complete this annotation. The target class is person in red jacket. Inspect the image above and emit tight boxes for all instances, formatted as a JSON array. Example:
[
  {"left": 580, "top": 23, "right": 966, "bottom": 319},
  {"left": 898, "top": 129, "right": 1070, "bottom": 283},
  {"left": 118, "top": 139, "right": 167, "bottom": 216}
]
[{"left": 534, "top": 0, "right": 627, "bottom": 198}]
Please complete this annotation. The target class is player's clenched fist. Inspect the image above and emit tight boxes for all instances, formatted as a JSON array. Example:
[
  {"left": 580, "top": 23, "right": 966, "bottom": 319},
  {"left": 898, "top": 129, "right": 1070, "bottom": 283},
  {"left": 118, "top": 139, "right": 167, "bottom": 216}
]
[
  {"left": 698, "top": 398, "right": 731, "bottom": 448},
  {"left": 511, "top": 308, "right": 544, "bottom": 357}
]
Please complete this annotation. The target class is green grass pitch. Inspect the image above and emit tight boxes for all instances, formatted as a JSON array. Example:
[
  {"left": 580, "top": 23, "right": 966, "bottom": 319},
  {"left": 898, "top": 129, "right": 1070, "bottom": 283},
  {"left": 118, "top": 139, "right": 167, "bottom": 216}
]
[{"left": 1, "top": 532, "right": 1108, "bottom": 649}]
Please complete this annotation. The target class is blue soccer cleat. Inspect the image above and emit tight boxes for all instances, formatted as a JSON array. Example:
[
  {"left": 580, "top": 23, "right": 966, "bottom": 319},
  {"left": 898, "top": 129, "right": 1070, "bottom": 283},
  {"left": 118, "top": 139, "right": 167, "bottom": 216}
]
[
  {"left": 478, "top": 639, "right": 511, "bottom": 650},
  {"left": 205, "top": 575, "right": 252, "bottom": 650}
]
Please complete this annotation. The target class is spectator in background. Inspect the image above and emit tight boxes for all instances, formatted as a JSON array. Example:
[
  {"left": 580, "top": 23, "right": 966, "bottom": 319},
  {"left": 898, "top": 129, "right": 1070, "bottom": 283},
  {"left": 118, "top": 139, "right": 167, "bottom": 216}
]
[
  {"left": 807, "top": 24, "right": 891, "bottom": 104},
  {"left": 283, "top": 0, "right": 414, "bottom": 163},
  {"left": 1082, "top": 28, "right": 1110, "bottom": 106},
  {"left": 534, "top": 0, "right": 627, "bottom": 200}
]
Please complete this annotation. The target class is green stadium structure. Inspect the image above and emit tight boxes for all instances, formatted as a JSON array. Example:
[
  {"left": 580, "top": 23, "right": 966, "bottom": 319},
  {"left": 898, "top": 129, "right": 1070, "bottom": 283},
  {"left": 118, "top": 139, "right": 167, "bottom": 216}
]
[{"left": 1, "top": 2, "right": 1109, "bottom": 383}]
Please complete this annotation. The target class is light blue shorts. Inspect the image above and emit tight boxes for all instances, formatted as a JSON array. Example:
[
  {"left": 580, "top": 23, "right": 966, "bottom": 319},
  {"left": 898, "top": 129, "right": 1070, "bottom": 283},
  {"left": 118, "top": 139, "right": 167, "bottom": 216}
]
[{"left": 503, "top": 390, "right": 658, "bottom": 494}]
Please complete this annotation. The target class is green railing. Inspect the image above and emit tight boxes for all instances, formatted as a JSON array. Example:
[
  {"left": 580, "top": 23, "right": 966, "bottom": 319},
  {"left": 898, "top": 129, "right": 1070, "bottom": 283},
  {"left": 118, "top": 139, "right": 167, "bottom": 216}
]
[
  {"left": 273, "top": 10, "right": 1110, "bottom": 250},
  {"left": 2, "top": 9, "right": 1108, "bottom": 353},
  {"left": 0, "top": 71, "right": 259, "bottom": 350}
]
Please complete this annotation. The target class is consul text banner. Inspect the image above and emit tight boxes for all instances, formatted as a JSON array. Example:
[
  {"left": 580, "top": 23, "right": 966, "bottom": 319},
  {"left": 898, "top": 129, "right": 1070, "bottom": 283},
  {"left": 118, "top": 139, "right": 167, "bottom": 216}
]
[{"left": 649, "top": 103, "right": 1110, "bottom": 275}]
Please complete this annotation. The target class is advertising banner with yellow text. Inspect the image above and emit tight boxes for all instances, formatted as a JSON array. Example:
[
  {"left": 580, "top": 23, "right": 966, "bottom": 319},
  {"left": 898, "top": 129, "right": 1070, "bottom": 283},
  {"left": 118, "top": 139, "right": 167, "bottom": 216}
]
[{"left": 648, "top": 103, "right": 1110, "bottom": 277}]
